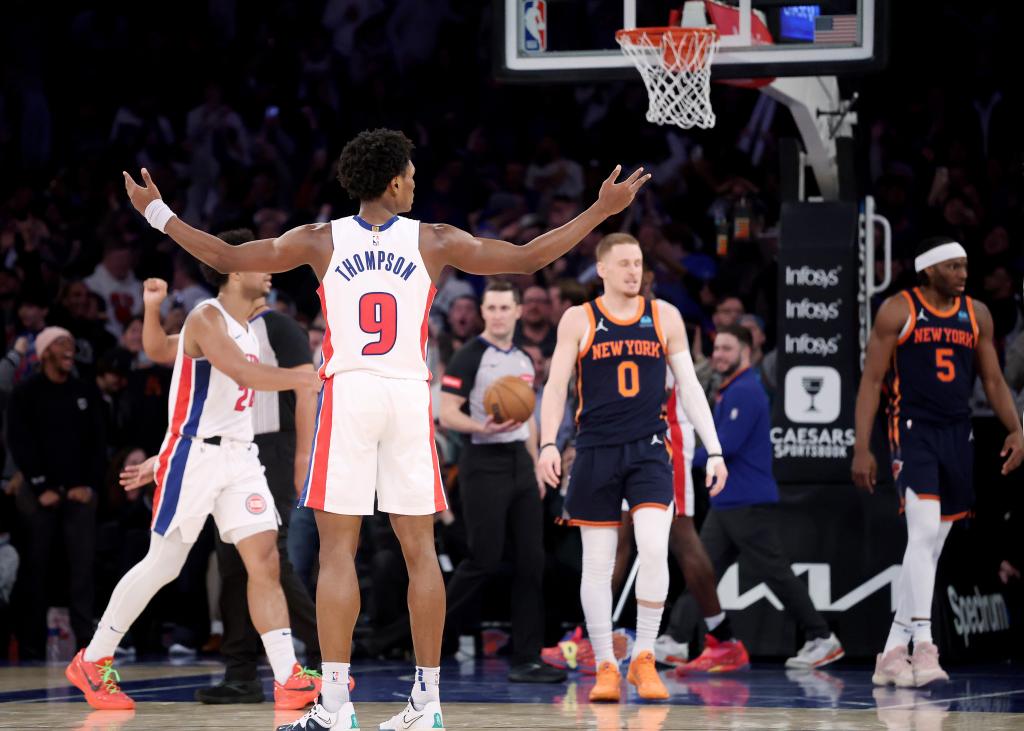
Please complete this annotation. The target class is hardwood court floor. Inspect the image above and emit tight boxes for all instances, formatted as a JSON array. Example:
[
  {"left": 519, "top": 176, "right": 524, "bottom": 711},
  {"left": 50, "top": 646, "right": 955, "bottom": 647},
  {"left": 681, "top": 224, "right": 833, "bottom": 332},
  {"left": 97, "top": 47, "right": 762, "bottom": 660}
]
[{"left": 2, "top": 658, "right": 1023, "bottom": 729}]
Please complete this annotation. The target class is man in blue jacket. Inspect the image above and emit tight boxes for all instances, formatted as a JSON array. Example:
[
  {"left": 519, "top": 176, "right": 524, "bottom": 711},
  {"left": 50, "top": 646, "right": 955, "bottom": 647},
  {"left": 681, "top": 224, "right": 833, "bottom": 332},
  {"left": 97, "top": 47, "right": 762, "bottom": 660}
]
[{"left": 682, "top": 324, "right": 844, "bottom": 670}]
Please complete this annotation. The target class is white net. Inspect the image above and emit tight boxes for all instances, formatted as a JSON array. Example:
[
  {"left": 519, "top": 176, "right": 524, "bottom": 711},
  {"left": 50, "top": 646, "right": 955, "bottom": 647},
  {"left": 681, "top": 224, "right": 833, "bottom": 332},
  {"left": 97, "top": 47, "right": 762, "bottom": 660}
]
[{"left": 616, "top": 28, "right": 720, "bottom": 130}]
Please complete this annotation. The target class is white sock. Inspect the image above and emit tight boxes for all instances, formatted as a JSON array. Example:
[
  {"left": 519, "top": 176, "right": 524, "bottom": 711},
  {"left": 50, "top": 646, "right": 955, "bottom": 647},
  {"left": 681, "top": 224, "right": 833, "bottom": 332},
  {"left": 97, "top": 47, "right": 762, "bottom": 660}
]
[
  {"left": 320, "top": 662, "right": 351, "bottom": 712},
  {"left": 261, "top": 628, "right": 298, "bottom": 685},
  {"left": 84, "top": 624, "right": 126, "bottom": 662},
  {"left": 411, "top": 665, "right": 440, "bottom": 706},
  {"left": 883, "top": 621, "right": 912, "bottom": 654},
  {"left": 705, "top": 612, "right": 726, "bottom": 632},
  {"left": 911, "top": 620, "right": 932, "bottom": 646},
  {"left": 633, "top": 604, "right": 664, "bottom": 658},
  {"left": 579, "top": 526, "right": 618, "bottom": 666}
]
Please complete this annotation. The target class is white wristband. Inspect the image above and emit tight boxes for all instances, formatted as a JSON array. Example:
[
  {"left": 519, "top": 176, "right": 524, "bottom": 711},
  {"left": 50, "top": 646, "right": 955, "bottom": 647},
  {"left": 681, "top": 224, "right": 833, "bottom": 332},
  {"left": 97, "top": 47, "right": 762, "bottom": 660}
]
[{"left": 144, "top": 199, "right": 177, "bottom": 233}]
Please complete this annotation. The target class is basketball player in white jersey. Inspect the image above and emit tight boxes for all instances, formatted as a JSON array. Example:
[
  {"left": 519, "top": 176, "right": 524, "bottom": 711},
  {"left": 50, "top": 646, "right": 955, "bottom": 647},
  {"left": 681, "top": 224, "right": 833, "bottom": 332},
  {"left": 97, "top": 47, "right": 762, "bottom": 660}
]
[
  {"left": 65, "top": 236, "right": 324, "bottom": 713},
  {"left": 123, "top": 128, "right": 649, "bottom": 730}
]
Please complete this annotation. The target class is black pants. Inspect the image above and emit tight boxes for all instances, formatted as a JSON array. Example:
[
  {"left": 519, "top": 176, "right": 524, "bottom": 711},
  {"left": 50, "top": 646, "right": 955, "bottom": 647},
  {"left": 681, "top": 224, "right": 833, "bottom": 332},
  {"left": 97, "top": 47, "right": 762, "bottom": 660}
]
[
  {"left": 444, "top": 442, "right": 544, "bottom": 664},
  {"left": 702, "top": 504, "right": 829, "bottom": 641},
  {"left": 14, "top": 489, "right": 95, "bottom": 659},
  {"left": 217, "top": 433, "right": 319, "bottom": 681}
]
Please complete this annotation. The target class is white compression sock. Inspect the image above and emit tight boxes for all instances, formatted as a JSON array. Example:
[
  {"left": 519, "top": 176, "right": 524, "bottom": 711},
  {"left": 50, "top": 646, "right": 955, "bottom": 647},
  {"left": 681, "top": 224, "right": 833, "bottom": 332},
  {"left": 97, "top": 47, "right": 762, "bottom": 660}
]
[
  {"left": 899, "top": 491, "right": 943, "bottom": 626},
  {"left": 261, "top": 628, "right": 298, "bottom": 684},
  {"left": 705, "top": 612, "right": 726, "bottom": 632},
  {"left": 321, "top": 662, "right": 351, "bottom": 712},
  {"left": 631, "top": 507, "right": 672, "bottom": 659},
  {"left": 85, "top": 532, "right": 192, "bottom": 662},
  {"left": 883, "top": 621, "right": 913, "bottom": 654},
  {"left": 579, "top": 526, "right": 618, "bottom": 666},
  {"left": 411, "top": 665, "right": 440, "bottom": 706}
]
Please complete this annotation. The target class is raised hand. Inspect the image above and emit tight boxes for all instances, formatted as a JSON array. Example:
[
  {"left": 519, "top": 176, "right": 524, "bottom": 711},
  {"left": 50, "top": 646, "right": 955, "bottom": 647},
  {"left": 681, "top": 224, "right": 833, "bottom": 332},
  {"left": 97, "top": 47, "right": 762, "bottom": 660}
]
[
  {"left": 596, "top": 165, "right": 653, "bottom": 217},
  {"left": 123, "top": 168, "right": 163, "bottom": 216},
  {"left": 143, "top": 278, "right": 169, "bottom": 308}
]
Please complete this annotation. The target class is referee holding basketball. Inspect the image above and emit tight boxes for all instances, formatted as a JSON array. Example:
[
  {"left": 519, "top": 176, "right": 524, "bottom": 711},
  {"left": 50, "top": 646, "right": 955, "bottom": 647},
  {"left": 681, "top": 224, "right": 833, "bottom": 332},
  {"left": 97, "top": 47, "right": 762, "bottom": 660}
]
[{"left": 439, "top": 280, "right": 564, "bottom": 683}]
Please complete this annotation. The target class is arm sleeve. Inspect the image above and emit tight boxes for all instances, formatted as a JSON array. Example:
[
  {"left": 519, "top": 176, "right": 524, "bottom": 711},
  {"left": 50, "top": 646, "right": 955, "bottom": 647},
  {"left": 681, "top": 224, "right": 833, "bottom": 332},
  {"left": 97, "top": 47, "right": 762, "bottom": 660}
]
[
  {"left": 440, "top": 342, "right": 482, "bottom": 399},
  {"left": 265, "top": 314, "right": 314, "bottom": 369}
]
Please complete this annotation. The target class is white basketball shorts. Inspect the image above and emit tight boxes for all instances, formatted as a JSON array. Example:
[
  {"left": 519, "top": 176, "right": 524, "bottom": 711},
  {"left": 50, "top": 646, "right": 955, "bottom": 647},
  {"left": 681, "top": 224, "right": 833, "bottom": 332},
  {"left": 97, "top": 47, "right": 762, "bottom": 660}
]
[
  {"left": 300, "top": 371, "right": 448, "bottom": 516},
  {"left": 151, "top": 438, "right": 279, "bottom": 543}
]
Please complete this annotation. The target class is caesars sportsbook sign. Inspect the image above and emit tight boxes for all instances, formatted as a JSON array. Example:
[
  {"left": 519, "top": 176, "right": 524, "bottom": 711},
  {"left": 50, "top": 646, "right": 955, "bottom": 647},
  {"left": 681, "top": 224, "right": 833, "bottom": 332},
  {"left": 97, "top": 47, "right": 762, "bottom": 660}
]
[{"left": 772, "top": 202, "right": 859, "bottom": 483}]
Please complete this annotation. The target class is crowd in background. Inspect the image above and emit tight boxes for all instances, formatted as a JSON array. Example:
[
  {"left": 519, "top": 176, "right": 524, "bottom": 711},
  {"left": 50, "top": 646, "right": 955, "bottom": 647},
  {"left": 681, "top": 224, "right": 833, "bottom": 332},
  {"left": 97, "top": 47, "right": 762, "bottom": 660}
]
[{"left": 0, "top": 1, "right": 1022, "bottom": 662}]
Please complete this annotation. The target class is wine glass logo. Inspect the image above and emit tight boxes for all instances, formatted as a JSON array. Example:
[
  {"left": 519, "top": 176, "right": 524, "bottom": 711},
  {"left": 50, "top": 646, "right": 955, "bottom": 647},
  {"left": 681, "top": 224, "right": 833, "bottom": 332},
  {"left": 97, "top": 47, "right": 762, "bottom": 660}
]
[{"left": 802, "top": 376, "right": 824, "bottom": 412}]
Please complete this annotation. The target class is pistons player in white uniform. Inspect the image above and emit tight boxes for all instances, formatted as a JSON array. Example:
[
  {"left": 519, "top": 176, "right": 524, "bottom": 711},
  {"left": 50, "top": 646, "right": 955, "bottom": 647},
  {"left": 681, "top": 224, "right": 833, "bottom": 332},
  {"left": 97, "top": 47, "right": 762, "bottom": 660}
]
[
  {"left": 66, "top": 252, "right": 324, "bottom": 713},
  {"left": 124, "top": 128, "right": 650, "bottom": 730}
]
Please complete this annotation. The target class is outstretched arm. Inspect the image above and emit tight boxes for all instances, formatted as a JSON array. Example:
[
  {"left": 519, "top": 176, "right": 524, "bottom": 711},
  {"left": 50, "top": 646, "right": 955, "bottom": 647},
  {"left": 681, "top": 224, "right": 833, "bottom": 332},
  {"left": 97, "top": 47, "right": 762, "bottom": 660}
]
[
  {"left": 123, "top": 168, "right": 332, "bottom": 278},
  {"left": 852, "top": 294, "right": 908, "bottom": 492},
  {"left": 421, "top": 165, "right": 651, "bottom": 278},
  {"left": 973, "top": 301, "right": 1024, "bottom": 474}
]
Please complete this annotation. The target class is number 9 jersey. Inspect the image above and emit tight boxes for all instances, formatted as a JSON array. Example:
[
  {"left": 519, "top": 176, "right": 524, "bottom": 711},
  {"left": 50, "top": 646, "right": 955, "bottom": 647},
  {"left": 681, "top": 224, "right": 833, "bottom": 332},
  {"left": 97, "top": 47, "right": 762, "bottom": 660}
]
[{"left": 316, "top": 215, "right": 436, "bottom": 381}]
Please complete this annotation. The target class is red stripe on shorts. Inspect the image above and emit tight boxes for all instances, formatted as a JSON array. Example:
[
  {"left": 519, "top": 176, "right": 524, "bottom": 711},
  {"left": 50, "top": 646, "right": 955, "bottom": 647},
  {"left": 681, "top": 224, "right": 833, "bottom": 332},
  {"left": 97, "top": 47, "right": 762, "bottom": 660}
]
[
  {"left": 666, "top": 387, "right": 687, "bottom": 517},
  {"left": 152, "top": 357, "right": 194, "bottom": 525},
  {"left": 305, "top": 376, "right": 335, "bottom": 510},
  {"left": 426, "top": 387, "right": 447, "bottom": 512}
]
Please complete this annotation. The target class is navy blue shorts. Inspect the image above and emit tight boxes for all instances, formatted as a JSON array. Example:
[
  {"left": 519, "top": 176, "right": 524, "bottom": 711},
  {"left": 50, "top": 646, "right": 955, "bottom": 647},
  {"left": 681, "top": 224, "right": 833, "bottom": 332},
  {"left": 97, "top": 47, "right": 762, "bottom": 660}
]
[
  {"left": 564, "top": 433, "right": 673, "bottom": 526},
  {"left": 890, "top": 417, "right": 974, "bottom": 520}
]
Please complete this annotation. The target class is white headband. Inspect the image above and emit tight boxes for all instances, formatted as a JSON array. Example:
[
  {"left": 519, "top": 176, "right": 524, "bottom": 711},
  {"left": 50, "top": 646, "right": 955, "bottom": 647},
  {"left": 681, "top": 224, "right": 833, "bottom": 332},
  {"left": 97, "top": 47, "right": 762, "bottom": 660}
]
[{"left": 915, "top": 242, "right": 967, "bottom": 272}]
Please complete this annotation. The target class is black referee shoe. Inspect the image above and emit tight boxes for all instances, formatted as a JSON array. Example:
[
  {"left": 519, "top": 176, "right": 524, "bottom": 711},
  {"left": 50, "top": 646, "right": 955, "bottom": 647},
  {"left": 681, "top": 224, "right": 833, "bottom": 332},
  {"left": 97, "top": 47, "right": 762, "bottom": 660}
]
[
  {"left": 508, "top": 661, "right": 567, "bottom": 683},
  {"left": 195, "top": 679, "right": 264, "bottom": 704}
]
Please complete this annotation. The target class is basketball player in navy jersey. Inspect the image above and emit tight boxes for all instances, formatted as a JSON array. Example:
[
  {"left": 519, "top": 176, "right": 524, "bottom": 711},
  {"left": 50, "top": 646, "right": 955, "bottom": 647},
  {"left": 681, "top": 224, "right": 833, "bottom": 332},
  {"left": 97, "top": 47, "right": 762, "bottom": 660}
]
[
  {"left": 537, "top": 233, "right": 728, "bottom": 703},
  {"left": 124, "top": 129, "right": 649, "bottom": 731},
  {"left": 854, "top": 236, "right": 1024, "bottom": 687}
]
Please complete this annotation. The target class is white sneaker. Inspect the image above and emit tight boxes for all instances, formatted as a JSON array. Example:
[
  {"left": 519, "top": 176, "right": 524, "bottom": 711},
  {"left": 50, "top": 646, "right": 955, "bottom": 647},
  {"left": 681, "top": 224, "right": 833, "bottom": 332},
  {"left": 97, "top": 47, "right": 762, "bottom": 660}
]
[
  {"left": 653, "top": 634, "right": 689, "bottom": 666},
  {"left": 785, "top": 633, "right": 844, "bottom": 669},
  {"left": 277, "top": 698, "right": 359, "bottom": 730},
  {"left": 378, "top": 698, "right": 444, "bottom": 730}
]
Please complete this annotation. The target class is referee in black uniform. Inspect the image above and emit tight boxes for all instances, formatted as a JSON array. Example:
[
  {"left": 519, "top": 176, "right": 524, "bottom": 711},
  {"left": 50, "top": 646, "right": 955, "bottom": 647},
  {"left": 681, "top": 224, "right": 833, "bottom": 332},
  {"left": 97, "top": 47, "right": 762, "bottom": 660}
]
[{"left": 439, "top": 280, "right": 564, "bottom": 683}]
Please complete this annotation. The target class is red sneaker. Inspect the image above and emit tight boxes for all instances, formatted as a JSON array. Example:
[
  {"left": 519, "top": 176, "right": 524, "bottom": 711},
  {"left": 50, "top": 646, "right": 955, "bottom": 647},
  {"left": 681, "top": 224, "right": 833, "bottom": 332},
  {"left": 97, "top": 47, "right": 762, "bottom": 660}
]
[
  {"left": 274, "top": 664, "right": 322, "bottom": 710},
  {"left": 65, "top": 650, "right": 135, "bottom": 710},
  {"left": 675, "top": 635, "right": 750, "bottom": 675},
  {"left": 542, "top": 626, "right": 584, "bottom": 670}
]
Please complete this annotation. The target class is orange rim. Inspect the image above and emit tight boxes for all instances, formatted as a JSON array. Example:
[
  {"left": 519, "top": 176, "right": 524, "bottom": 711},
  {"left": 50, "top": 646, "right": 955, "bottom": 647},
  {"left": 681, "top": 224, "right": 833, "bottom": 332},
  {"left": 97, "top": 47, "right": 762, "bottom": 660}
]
[{"left": 615, "top": 26, "right": 720, "bottom": 46}]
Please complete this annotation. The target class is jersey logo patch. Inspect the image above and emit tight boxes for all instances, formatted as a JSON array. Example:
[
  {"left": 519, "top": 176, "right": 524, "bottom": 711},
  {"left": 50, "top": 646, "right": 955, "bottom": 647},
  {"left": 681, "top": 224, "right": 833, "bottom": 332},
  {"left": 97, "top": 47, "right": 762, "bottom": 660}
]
[
  {"left": 917, "top": 309, "right": 928, "bottom": 322},
  {"left": 595, "top": 318, "right": 609, "bottom": 333},
  {"left": 651, "top": 434, "right": 663, "bottom": 445},
  {"left": 246, "top": 494, "right": 267, "bottom": 514},
  {"left": 958, "top": 310, "right": 969, "bottom": 321},
  {"left": 441, "top": 375, "right": 463, "bottom": 389},
  {"left": 640, "top": 315, "right": 654, "bottom": 328}
]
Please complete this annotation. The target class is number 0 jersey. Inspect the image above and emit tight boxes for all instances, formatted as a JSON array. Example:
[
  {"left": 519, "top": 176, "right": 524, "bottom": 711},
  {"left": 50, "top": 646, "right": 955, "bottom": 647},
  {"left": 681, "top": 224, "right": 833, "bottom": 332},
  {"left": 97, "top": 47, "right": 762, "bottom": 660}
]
[
  {"left": 317, "top": 215, "right": 436, "bottom": 382},
  {"left": 887, "top": 287, "right": 978, "bottom": 425},
  {"left": 163, "top": 298, "right": 261, "bottom": 443},
  {"left": 575, "top": 297, "right": 668, "bottom": 448}
]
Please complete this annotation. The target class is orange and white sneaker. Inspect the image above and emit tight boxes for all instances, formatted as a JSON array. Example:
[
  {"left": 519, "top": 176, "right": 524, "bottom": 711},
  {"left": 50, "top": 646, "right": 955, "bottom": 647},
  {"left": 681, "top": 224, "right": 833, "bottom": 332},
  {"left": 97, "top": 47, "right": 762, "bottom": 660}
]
[
  {"left": 626, "top": 651, "right": 669, "bottom": 700},
  {"left": 65, "top": 650, "right": 135, "bottom": 710},
  {"left": 676, "top": 635, "right": 750, "bottom": 675},
  {"left": 275, "top": 665, "right": 323, "bottom": 710},
  {"left": 589, "top": 661, "right": 622, "bottom": 703}
]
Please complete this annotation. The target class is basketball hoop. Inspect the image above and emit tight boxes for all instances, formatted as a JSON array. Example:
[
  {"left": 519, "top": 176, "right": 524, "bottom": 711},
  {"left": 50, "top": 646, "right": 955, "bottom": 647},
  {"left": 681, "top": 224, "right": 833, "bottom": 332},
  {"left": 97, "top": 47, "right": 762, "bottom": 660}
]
[{"left": 615, "top": 27, "right": 720, "bottom": 130}]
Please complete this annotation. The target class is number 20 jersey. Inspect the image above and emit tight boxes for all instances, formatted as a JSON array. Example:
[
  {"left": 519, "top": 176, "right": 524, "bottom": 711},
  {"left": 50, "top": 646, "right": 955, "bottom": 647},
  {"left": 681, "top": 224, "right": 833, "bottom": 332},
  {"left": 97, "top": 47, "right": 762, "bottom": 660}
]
[
  {"left": 318, "top": 215, "right": 436, "bottom": 382},
  {"left": 575, "top": 297, "right": 668, "bottom": 448},
  {"left": 888, "top": 287, "right": 978, "bottom": 425}
]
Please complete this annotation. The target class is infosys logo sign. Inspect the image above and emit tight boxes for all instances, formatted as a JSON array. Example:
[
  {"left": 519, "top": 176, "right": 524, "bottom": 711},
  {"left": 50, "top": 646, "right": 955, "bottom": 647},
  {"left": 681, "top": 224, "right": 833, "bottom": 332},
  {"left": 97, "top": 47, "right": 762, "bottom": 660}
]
[
  {"left": 785, "top": 298, "right": 842, "bottom": 321},
  {"left": 785, "top": 265, "right": 841, "bottom": 288},
  {"left": 785, "top": 333, "right": 841, "bottom": 357}
]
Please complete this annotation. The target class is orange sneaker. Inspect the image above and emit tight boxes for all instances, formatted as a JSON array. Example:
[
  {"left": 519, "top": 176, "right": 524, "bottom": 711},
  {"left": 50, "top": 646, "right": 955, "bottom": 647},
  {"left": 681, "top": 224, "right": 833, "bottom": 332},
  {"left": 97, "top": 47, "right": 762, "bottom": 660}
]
[
  {"left": 65, "top": 650, "right": 135, "bottom": 710},
  {"left": 676, "top": 635, "right": 750, "bottom": 675},
  {"left": 274, "top": 664, "right": 322, "bottom": 710},
  {"left": 589, "top": 661, "right": 622, "bottom": 703},
  {"left": 627, "top": 651, "right": 669, "bottom": 700}
]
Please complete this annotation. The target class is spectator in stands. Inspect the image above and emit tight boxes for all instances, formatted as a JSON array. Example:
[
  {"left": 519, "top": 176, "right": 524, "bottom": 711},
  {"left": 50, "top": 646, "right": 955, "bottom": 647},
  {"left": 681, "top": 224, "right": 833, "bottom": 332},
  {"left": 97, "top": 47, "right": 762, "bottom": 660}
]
[
  {"left": 161, "top": 252, "right": 210, "bottom": 317},
  {"left": 7, "top": 327, "right": 106, "bottom": 659},
  {"left": 514, "top": 285, "right": 557, "bottom": 357},
  {"left": 447, "top": 294, "right": 482, "bottom": 349},
  {"left": 85, "top": 240, "right": 142, "bottom": 337}
]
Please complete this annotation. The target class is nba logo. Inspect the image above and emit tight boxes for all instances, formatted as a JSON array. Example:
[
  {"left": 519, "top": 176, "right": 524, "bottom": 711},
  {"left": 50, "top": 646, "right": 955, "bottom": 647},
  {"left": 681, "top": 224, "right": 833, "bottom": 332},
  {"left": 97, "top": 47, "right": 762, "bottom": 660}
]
[{"left": 523, "top": 0, "right": 547, "bottom": 52}]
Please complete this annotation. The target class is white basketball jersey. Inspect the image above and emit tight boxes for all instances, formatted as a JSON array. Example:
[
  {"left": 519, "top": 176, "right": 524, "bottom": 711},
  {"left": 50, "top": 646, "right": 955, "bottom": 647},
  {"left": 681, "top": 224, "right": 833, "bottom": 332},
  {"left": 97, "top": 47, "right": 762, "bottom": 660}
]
[
  {"left": 318, "top": 215, "right": 436, "bottom": 381},
  {"left": 164, "top": 298, "right": 261, "bottom": 442}
]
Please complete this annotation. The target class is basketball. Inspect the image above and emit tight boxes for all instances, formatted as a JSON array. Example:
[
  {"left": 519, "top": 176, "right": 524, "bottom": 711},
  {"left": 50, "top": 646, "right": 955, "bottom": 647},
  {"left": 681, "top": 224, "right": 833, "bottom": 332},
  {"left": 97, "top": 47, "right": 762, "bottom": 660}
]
[{"left": 483, "top": 375, "right": 536, "bottom": 423}]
